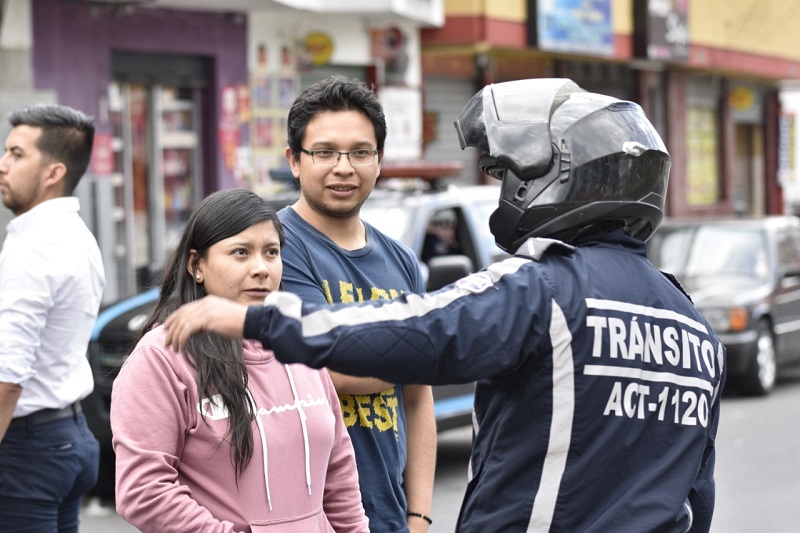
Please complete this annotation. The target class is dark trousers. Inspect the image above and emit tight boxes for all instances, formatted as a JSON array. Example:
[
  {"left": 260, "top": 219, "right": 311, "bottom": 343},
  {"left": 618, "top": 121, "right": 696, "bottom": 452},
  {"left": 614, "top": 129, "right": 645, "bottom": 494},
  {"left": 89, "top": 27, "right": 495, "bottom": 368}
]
[{"left": 0, "top": 411, "right": 99, "bottom": 533}]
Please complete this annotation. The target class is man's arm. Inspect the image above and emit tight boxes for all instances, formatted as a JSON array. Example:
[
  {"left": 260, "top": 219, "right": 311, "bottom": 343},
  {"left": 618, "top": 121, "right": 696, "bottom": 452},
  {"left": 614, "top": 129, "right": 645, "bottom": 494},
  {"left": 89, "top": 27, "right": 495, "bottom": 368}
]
[
  {"left": 163, "top": 295, "right": 246, "bottom": 350},
  {"left": 402, "top": 384, "right": 436, "bottom": 533},
  {"left": 162, "top": 296, "right": 393, "bottom": 396},
  {"left": 327, "top": 371, "right": 393, "bottom": 395},
  {"left": 0, "top": 247, "right": 52, "bottom": 442},
  {"left": 0, "top": 382, "right": 22, "bottom": 442},
  {"left": 165, "top": 259, "right": 548, "bottom": 385}
]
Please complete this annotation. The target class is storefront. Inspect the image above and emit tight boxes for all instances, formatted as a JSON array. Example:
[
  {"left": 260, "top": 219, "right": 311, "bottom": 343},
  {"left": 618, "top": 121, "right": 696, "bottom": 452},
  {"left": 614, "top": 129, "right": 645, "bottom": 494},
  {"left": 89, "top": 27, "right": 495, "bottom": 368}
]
[
  {"left": 30, "top": 1, "right": 248, "bottom": 301},
  {"left": 247, "top": 11, "right": 431, "bottom": 194}
]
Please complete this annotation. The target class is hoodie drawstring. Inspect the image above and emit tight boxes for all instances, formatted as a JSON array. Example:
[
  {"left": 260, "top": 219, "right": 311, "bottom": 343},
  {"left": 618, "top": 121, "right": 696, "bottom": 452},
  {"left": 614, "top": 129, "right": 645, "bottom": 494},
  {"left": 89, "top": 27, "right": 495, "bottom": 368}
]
[
  {"left": 284, "top": 365, "right": 312, "bottom": 495},
  {"left": 247, "top": 389, "right": 273, "bottom": 510}
]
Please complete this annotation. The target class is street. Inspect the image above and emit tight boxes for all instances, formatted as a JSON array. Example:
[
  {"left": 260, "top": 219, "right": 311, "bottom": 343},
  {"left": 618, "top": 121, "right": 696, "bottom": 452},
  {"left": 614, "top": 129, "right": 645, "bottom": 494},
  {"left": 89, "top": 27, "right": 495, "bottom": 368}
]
[
  {"left": 711, "top": 367, "right": 800, "bottom": 533},
  {"left": 80, "top": 369, "right": 800, "bottom": 532}
]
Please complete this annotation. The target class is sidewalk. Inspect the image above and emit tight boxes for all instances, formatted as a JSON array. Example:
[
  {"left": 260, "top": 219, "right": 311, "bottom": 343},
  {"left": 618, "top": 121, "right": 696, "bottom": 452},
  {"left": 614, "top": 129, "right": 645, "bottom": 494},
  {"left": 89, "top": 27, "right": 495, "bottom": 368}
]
[{"left": 80, "top": 497, "right": 138, "bottom": 533}]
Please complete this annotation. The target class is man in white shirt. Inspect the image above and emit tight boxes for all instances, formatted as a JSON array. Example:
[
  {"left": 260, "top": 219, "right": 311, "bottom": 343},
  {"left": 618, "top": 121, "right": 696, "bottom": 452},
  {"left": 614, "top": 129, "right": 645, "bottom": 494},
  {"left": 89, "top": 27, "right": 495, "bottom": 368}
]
[{"left": 0, "top": 104, "right": 106, "bottom": 532}]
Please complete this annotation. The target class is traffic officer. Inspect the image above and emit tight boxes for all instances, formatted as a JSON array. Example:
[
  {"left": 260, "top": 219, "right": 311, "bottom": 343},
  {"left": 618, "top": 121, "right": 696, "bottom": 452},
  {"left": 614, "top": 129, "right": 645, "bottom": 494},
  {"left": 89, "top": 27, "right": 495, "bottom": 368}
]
[{"left": 164, "top": 78, "right": 725, "bottom": 533}]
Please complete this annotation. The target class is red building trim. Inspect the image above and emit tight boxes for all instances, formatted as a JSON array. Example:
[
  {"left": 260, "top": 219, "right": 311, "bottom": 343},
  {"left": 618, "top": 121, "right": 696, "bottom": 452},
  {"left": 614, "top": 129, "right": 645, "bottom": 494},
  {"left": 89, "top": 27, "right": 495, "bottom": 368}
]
[
  {"left": 421, "top": 15, "right": 525, "bottom": 48},
  {"left": 422, "top": 15, "right": 488, "bottom": 44},
  {"left": 484, "top": 19, "right": 527, "bottom": 48},
  {"left": 688, "top": 45, "right": 800, "bottom": 81}
]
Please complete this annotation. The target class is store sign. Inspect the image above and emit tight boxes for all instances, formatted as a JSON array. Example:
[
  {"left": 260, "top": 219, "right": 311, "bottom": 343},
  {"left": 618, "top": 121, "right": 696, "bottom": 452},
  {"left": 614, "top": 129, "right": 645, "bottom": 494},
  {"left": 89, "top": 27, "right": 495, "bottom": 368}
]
[
  {"left": 304, "top": 32, "right": 334, "bottom": 66},
  {"left": 729, "top": 83, "right": 762, "bottom": 124},
  {"left": 218, "top": 85, "right": 242, "bottom": 173},
  {"left": 379, "top": 86, "right": 422, "bottom": 161},
  {"left": 529, "top": 0, "right": 613, "bottom": 57},
  {"left": 91, "top": 131, "right": 115, "bottom": 176},
  {"left": 635, "top": 0, "right": 689, "bottom": 61}
]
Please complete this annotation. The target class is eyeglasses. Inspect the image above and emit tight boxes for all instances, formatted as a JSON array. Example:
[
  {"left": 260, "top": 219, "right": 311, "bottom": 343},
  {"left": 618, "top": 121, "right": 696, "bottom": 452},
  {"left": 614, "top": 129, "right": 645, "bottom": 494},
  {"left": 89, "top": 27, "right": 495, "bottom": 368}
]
[{"left": 300, "top": 148, "right": 379, "bottom": 167}]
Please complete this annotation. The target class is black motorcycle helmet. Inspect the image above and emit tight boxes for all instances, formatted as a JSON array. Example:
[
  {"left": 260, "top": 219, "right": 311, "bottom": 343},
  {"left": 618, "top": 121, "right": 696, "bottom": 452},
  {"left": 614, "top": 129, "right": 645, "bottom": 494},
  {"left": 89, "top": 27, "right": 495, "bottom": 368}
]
[{"left": 454, "top": 78, "right": 670, "bottom": 253}]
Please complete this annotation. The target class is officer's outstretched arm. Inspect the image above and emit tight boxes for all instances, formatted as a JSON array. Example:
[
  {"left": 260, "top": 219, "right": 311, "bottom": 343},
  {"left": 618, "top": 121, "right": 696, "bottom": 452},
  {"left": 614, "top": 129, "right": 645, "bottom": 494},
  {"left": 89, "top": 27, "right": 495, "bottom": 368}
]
[{"left": 243, "top": 259, "right": 549, "bottom": 386}]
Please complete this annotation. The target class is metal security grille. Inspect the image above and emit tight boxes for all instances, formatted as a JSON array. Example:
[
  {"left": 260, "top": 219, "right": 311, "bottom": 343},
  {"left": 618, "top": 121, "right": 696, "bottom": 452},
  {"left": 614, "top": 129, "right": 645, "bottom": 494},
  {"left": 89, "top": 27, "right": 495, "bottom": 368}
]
[{"left": 423, "top": 77, "right": 480, "bottom": 185}]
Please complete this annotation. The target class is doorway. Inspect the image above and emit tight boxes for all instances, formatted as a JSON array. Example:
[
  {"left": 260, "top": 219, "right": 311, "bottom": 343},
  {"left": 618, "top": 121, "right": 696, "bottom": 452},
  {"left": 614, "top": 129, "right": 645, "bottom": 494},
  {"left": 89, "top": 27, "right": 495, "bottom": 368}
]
[
  {"left": 102, "top": 52, "right": 207, "bottom": 299},
  {"left": 734, "top": 123, "right": 765, "bottom": 216}
]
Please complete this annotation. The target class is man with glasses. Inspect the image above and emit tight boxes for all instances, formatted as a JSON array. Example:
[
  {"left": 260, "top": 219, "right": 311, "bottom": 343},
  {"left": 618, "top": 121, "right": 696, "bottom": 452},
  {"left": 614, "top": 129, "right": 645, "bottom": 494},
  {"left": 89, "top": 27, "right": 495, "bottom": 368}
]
[{"left": 277, "top": 75, "right": 435, "bottom": 533}]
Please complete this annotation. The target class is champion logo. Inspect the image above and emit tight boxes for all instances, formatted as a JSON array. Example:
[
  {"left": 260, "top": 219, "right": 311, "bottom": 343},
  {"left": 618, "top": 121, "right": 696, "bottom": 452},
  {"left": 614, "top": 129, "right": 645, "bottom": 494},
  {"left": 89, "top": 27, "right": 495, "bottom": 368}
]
[
  {"left": 198, "top": 395, "right": 230, "bottom": 420},
  {"left": 197, "top": 394, "right": 330, "bottom": 421},
  {"left": 455, "top": 271, "right": 494, "bottom": 294}
]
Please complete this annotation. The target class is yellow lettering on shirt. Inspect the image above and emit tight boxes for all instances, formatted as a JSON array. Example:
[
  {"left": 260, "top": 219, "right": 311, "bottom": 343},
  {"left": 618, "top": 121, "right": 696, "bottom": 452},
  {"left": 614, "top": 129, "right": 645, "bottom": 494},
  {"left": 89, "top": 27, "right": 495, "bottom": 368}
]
[
  {"left": 339, "top": 281, "right": 355, "bottom": 303},
  {"left": 321, "top": 279, "right": 334, "bottom": 304},
  {"left": 339, "top": 387, "right": 400, "bottom": 439},
  {"left": 372, "top": 393, "right": 393, "bottom": 431},
  {"left": 371, "top": 288, "right": 390, "bottom": 300},
  {"left": 354, "top": 394, "right": 374, "bottom": 428},
  {"left": 339, "top": 395, "right": 358, "bottom": 427},
  {"left": 320, "top": 278, "right": 409, "bottom": 439}
]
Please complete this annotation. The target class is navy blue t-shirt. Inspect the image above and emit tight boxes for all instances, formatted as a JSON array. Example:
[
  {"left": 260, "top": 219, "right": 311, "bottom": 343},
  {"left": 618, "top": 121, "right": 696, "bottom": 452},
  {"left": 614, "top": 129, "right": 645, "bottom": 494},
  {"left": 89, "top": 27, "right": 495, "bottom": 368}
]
[{"left": 277, "top": 206, "right": 425, "bottom": 532}]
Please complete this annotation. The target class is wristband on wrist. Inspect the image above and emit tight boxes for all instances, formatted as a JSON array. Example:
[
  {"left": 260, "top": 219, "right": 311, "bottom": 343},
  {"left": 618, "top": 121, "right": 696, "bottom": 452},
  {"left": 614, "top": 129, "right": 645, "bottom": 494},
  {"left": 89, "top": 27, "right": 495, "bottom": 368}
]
[{"left": 407, "top": 511, "right": 433, "bottom": 525}]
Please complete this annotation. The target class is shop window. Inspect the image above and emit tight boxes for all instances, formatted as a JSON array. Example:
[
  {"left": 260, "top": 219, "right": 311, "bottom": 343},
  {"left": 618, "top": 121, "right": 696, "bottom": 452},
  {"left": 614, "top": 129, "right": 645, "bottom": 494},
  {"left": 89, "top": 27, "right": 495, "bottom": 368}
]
[
  {"left": 686, "top": 106, "right": 721, "bottom": 205},
  {"left": 686, "top": 76, "right": 722, "bottom": 207}
]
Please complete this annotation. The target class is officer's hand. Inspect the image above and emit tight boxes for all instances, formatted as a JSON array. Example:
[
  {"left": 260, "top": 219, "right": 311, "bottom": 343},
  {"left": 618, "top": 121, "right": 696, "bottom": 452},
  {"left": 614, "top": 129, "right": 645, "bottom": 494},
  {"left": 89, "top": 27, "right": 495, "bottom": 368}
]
[{"left": 163, "top": 295, "right": 247, "bottom": 352}]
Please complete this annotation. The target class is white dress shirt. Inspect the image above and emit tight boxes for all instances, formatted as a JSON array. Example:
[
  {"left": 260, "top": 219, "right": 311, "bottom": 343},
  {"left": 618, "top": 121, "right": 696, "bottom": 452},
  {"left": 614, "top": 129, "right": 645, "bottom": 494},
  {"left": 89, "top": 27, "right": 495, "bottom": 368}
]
[{"left": 0, "top": 197, "right": 106, "bottom": 417}]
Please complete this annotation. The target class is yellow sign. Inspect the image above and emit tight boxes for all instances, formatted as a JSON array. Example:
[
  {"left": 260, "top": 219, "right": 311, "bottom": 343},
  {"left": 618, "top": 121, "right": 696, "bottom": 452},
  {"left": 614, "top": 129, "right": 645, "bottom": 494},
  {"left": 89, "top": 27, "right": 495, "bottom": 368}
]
[
  {"left": 729, "top": 86, "right": 755, "bottom": 111},
  {"left": 305, "top": 32, "right": 334, "bottom": 66}
]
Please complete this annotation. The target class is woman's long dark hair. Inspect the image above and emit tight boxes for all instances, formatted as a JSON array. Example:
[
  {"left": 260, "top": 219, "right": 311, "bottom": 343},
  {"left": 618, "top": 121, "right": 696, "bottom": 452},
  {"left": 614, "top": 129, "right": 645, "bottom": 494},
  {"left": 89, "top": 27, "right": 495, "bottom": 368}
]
[{"left": 138, "top": 188, "right": 285, "bottom": 480}]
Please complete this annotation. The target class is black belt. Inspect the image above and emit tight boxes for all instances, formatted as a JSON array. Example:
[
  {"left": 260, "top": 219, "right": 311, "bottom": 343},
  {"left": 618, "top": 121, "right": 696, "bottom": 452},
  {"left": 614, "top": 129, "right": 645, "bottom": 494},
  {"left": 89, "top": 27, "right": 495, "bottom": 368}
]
[{"left": 8, "top": 401, "right": 82, "bottom": 430}]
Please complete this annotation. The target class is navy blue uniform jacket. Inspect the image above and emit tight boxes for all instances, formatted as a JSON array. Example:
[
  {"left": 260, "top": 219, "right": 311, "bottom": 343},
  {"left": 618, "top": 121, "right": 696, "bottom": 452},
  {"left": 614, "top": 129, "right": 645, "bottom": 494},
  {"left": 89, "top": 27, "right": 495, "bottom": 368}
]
[{"left": 245, "top": 230, "right": 725, "bottom": 533}]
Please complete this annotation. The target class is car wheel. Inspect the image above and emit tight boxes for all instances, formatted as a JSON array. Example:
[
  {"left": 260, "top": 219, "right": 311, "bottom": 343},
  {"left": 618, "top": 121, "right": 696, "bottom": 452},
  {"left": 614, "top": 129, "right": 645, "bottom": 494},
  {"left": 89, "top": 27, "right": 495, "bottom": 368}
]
[{"left": 741, "top": 319, "right": 777, "bottom": 396}]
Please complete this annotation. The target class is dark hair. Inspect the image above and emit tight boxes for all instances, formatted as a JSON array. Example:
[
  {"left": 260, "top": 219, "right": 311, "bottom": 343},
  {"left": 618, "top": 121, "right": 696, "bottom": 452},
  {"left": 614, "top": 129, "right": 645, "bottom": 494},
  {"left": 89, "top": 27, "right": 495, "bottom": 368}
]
[
  {"left": 8, "top": 103, "right": 95, "bottom": 195},
  {"left": 286, "top": 74, "right": 386, "bottom": 158},
  {"left": 139, "top": 188, "right": 285, "bottom": 480}
]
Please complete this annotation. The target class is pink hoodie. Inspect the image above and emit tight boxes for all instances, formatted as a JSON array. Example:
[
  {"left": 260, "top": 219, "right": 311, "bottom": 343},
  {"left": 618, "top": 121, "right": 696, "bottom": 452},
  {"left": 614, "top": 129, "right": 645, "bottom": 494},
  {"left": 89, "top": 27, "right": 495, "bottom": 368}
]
[{"left": 111, "top": 326, "right": 368, "bottom": 533}]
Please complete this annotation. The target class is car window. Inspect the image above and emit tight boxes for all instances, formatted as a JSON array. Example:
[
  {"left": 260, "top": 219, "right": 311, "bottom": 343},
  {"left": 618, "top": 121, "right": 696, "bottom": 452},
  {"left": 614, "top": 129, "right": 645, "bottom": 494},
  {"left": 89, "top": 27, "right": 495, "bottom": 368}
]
[
  {"left": 649, "top": 228, "right": 693, "bottom": 272},
  {"left": 776, "top": 226, "right": 800, "bottom": 272},
  {"left": 421, "top": 208, "right": 464, "bottom": 265},
  {"left": 361, "top": 205, "right": 409, "bottom": 242},
  {"left": 474, "top": 200, "right": 508, "bottom": 263},
  {"left": 652, "top": 225, "right": 769, "bottom": 283}
]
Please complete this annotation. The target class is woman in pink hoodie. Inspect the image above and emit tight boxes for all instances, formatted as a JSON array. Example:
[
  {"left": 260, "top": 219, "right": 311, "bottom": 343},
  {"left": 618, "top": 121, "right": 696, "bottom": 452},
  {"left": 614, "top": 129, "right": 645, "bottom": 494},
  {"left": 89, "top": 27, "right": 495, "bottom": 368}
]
[{"left": 111, "top": 189, "right": 368, "bottom": 533}]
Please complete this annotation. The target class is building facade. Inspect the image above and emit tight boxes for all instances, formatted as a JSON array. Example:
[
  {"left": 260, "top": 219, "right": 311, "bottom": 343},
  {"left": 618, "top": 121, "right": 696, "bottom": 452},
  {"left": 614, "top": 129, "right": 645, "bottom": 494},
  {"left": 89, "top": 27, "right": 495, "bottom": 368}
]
[
  {"left": 420, "top": 0, "right": 800, "bottom": 220},
  {"left": 4, "top": 0, "right": 800, "bottom": 301},
  {"left": 0, "top": 0, "right": 442, "bottom": 302}
]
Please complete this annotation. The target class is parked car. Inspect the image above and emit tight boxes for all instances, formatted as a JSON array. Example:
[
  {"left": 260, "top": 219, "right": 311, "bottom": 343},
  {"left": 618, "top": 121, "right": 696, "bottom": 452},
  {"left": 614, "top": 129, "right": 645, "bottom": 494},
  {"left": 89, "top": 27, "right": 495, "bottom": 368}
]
[
  {"left": 646, "top": 216, "right": 800, "bottom": 396},
  {"left": 84, "top": 180, "right": 507, "bottom": 497}
]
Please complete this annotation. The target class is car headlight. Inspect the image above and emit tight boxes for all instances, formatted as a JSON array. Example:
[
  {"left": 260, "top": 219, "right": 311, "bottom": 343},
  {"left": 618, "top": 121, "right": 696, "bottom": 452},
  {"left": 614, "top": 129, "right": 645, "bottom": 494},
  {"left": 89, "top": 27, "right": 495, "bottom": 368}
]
[{"left": 699, "top": 306, "right": 749, "bottom": 332}]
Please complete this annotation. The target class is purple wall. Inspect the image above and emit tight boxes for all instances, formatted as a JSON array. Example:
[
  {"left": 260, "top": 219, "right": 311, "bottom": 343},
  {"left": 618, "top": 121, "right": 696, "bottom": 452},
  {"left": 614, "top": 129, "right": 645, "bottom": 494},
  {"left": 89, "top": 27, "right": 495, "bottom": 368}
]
[{"left": 32, "top": 0, "right": 248, "bottom": 189}]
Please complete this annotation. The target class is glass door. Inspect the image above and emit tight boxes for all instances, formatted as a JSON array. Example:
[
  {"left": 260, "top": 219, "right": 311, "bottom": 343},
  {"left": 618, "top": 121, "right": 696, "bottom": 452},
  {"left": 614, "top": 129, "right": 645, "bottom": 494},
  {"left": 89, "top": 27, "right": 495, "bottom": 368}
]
[
  {"left": 153, "top": 86, "right": 201, "bottom": 267},
  {"left": 106, "top": 82, "right": 202, "bottom": 297}
]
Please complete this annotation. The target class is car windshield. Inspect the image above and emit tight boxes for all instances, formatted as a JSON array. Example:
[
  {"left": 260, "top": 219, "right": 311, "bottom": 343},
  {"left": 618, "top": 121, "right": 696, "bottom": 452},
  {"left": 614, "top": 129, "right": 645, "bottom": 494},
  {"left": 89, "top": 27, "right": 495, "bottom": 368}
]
[
  {"left": 650, "top": 225, "right": 770, "bottom": 284},
  {"left": 360, "top": 205, "right": 409, "bottom": 242}
]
